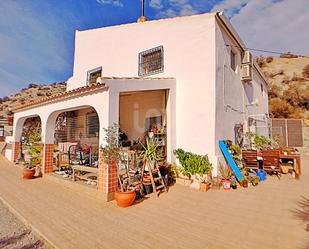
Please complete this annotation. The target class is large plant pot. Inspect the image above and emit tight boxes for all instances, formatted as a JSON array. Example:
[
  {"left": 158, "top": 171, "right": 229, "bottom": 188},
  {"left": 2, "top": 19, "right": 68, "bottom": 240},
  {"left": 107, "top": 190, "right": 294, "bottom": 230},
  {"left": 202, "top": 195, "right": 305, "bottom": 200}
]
[
  {"left": 23, "top": 168, "right": 35, "bottom": 179},
  {"left": 143, "top": 183, "right": 153, "bottom": 195},
  {"left": 114, "top": 190, "right": 136, "bottom": 208},
  {"left": 176, "top": 178, "right": 192, "bottom": 186},
  {"left": 190, "top": 177, "right": 200, "bottom": 190},
  {"left": 200, "top": 182, "right": 211, "bottom": 192}
]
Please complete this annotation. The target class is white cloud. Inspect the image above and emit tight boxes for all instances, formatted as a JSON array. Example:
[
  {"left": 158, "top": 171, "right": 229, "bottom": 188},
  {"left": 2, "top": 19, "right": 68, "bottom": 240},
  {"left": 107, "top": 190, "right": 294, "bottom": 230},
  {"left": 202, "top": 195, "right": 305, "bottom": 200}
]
[
  {"left": 153, "top": 0, "right": 199, "bottom": 18},
  {"left": 0, "top": 1, "right": 70, "bottom": 97},
  {"left": 149, "top": 0, "right": 163, "bottom": 10},
  {"left": 212, "top": 0, "right": 309, "bottom": 55},
  {"left": 211, "top": 0, "right": 249, "bottom": 17},
  {"left": 96, "top": 0, "right": 124, "bottom": 7}
]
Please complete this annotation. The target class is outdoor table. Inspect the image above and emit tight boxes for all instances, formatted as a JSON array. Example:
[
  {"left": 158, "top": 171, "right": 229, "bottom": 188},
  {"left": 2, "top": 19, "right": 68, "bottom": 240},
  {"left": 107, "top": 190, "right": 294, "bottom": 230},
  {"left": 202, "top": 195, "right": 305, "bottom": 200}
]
[{"left": 279, "top": 154, "right": 301, "bottom": 179}]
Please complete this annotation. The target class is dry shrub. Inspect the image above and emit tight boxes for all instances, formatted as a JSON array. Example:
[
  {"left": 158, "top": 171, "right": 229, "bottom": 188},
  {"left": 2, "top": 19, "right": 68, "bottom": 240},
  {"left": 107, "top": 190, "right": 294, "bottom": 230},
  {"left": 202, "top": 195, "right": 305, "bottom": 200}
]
[
  {"left": 282, "top": 81, "right": 309, "bottom": 112},
  {"left": 266, "top": 57, "right": 273, "bottom": 63},
  {"left": 281, "top": 76, "right": 290, "bottom": 84},
  {"left": 302, "top": 64, "right": 309, "bottom": 78},
  {"left": 269, "top": 98, "right": 294, "bottom": 118},
  {"left": 280, "top": 52, "right": 298, "bottom": 59},
  {"left": 256, "top": 56, "right": 266, "bottom": 68},
  {"left": 269, "top": 70, "right": 284, "bottom": 78},
  {"left": 268, "top": 84, "right": 280, "bottom": 98}
]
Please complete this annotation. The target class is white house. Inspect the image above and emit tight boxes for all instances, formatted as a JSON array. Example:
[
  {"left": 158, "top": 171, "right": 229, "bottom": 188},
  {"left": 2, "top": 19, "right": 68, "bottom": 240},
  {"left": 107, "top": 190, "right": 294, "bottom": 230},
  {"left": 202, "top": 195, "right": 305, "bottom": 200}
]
[{"left": 10, "top": 12, "right": 269, "bottom": 201}]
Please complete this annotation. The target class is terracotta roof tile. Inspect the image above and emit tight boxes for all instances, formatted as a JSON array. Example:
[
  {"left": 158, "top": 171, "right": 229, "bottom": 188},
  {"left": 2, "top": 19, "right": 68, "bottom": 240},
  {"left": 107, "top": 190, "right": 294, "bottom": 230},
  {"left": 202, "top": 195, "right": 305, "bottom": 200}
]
[
  {"left": 102, "top": 77, "right": 175, "bottom": 80},
  {"left": 13, "top": 83, "right": 108, "bottom": 112}
]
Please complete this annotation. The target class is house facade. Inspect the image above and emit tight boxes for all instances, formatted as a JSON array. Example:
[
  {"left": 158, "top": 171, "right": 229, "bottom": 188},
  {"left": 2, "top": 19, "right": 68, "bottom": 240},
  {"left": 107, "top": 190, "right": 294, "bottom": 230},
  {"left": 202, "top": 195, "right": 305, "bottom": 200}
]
[{"left": 10, "top": 12, "right": 268, "bottom": 200}]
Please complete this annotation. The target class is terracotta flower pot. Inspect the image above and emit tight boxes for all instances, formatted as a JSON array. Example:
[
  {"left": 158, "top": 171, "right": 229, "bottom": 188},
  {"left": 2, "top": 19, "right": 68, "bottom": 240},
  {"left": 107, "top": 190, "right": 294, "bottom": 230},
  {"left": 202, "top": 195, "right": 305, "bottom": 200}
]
[
  {"left": 114, "top": 190, "right": 136, "bottom": 208},
  {"left": 23, "top": 168, "right": 35, "bottom": 179},
  {"left": 200, "top": 182, "right": 211, "bottom": 192},
  {"left": 222, "top": 179, "right": 231, "bottom": 190}
]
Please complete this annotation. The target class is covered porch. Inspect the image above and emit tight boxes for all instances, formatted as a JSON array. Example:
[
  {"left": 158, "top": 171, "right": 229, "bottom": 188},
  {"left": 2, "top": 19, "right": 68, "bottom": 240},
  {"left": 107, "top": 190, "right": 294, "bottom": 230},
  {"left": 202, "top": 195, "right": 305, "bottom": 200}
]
[{"left": 11, "top": 77, "right": 176, "bottom": 201}]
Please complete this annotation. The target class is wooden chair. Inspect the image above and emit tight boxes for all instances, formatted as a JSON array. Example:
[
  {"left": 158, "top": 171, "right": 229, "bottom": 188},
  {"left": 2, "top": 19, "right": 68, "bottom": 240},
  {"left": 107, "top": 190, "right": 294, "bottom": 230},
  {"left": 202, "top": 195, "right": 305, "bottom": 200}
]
[
  {"left": 58, "top": 142, "right": 78, "bottom": 170},
  {"left": 261, "top": 149, "right": 281, "bottom": 177},
  {"left": 242, "top": 150, "right": 258, "bottom": 170}
]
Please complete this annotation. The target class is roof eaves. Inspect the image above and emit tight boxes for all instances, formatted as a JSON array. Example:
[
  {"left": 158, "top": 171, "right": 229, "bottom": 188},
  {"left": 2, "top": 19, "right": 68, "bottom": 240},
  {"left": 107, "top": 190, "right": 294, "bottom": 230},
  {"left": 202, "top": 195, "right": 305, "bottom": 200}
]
[{"left": 13, "top": 83, "right": 108, "bottom": 113}]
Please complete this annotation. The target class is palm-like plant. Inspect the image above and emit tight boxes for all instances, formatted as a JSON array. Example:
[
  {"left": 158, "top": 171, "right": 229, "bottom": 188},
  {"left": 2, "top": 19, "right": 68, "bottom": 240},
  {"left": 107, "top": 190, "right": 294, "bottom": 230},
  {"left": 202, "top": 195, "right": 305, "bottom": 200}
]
[
  {"left": 138, "top": 138, "right": 162, "bottom": 165},
  {"left": 219, "top": 163, "right": 232, "bottom": 180}
]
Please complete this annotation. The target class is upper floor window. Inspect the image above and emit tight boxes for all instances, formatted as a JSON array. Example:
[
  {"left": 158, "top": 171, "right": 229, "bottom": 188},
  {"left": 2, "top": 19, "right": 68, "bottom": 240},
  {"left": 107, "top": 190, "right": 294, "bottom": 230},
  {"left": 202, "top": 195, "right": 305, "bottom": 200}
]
[
  {"left": 139, "top": 46, "right": 164, "bottom": 76},
  {"left": 230, "top": 49, "right": 237, "bottom": 71},
  {"left": 87, "top": 67, "right": 102, "bottom": 85}
]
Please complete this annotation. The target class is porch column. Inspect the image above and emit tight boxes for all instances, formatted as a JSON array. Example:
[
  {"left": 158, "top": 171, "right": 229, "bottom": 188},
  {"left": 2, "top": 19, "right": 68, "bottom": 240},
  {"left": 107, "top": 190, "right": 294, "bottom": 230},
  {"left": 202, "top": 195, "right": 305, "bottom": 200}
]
[
  {"left": 96, "top": 92, "right": 118, "bottom": 201},
  {"left": 98, "top": 151, "right": 118, "bottom": 201},
  {"left": 41, "top": 144, "right": 54, "bottom": 174},
  {"left": 12, "top": 141, "right": 20, "bottom": 162},
  {"left": 41, "top": 113, "right": 58, "bottom": 174}
]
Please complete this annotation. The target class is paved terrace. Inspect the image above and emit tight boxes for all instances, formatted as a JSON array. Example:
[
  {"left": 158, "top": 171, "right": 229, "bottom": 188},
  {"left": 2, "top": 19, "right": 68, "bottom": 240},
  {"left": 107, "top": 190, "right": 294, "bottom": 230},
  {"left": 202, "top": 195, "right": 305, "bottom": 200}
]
[{"left": 0, "top": 152, "right": 308, "bottom": 249}]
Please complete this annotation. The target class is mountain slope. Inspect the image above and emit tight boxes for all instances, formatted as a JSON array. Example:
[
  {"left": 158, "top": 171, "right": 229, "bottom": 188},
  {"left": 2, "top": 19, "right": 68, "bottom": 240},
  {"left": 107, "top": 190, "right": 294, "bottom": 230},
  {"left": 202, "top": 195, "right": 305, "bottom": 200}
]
[
  {"left": 0, "top": 82, "right": 66, "bottom": 119},
  {"left": 256, "top": 55, "right": 309, "bottom": 119}
]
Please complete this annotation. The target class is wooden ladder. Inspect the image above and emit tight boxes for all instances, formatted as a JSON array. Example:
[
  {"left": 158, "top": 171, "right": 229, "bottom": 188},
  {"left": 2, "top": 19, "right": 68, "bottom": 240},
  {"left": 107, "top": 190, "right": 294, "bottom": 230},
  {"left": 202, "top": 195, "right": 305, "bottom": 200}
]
[{"left": 141, "top": 161, "right": 167, "bottom": 197}]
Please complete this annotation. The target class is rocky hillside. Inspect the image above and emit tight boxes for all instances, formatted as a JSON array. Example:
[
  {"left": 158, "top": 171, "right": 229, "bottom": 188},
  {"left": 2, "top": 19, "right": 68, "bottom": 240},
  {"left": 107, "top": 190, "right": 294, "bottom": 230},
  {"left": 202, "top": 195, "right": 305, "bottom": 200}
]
[
  {"left": 0, "top": 82, "right": 66, "bottom": 119},
  {"left": 256, "top": 54, "right": 309, "bottom": 119}
]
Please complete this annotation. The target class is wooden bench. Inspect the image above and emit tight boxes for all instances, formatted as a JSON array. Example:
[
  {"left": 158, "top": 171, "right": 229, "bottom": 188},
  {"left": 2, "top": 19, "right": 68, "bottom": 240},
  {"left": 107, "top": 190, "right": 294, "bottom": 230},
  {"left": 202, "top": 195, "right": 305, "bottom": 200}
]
[{"left": 71, "top": 165, "right": 99, "bottom": 184}]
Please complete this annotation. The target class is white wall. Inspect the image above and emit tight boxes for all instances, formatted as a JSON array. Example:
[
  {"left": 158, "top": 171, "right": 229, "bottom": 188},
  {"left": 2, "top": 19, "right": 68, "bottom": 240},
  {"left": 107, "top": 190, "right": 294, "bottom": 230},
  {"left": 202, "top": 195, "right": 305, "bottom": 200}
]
[
  {"left": 214, "top": 19, "right": 269, "bottom": 171},
  {"left": 68, "top": 13, "right": 218, "bottom": 163}
]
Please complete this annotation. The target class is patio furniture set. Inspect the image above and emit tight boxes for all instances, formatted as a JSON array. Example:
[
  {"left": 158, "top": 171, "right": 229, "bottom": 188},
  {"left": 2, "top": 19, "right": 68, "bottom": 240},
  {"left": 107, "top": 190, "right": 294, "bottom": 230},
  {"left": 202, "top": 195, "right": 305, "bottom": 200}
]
[{"left": 242, "top": 147, "right": 301, "bottom": 179}]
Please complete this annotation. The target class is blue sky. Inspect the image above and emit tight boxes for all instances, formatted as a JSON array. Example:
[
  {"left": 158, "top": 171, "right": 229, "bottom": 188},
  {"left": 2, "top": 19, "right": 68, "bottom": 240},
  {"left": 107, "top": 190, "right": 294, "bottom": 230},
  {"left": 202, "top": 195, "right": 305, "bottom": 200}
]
[{"left": 0, "top": 0, "right": 308, "bottom": 97}]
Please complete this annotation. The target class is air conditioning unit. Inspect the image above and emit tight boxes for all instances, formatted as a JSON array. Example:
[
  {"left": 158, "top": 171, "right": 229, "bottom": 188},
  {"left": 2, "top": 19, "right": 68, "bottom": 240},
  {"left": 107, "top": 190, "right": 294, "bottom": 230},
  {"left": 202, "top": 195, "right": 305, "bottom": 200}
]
[
  {"left": 242, "top": 50, "right": 253, "bottom": 65},
  {"left": 241, "top": 64, "right": 252, "bottom": 82}
]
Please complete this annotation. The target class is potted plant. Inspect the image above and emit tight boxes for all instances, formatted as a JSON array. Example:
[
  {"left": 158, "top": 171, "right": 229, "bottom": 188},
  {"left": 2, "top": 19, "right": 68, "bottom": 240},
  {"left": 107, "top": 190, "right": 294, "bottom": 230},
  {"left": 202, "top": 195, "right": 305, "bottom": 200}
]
[
  {"left": 190, "top": 153, "right": 212, "bottom": 190},
  {"left": 138, "top": 137, "right": 162, "bottom": 170},
  {"left": 211, "top": 176, "right": 222, "bottom": 190},
  {"left": 138, "top": 137, "right": 162, "bottom": 194},
  {"left": 219, "top": 163, "right": 232, "bottom": 190},
  {"left": 200, "top": 176, "right": 212, "bottom": 192},
  {"left": 173, "top": 149, "right": 192, "bottom": 186},
  {"left": 230, "top": 176, "right": 237, "bottom": 189},
  {"left": 174, "top": 149, "right": 212, "bottom": 190},
  {"left": 100, "top": 123, "right": 136, "bottom": 208},
  {"left": 23, "top": 128, "right": 41, "bottom": 179}
]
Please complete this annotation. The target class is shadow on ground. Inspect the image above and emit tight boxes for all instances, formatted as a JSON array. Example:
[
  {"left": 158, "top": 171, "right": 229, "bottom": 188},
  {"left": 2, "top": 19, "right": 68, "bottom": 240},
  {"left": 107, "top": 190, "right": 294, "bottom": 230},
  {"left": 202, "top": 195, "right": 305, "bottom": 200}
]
[
  {"left": 292, "top": 196, "right": 309, "bottom": 249},
  {"left": 0, "top": 229, "right": 44, "bottom": 249}
]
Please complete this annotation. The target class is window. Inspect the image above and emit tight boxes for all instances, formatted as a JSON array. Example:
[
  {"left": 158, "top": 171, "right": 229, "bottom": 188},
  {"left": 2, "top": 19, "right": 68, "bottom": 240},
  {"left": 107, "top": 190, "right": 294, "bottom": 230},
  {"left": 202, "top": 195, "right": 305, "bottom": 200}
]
[
  {"left": 86, "top": 113, "right": 99, "bottom": 137},
  {"left": 230, "top": 49, "right": 237, "bottom": 71},
  {"left": 0, "top": 126, "right": 4, "bottom": 137},
  {"left": 87, "top": 67, "right": 102, "bottom": 85},
  {"left": 139, "top": 46, "right": 164, "bottom": 76}
]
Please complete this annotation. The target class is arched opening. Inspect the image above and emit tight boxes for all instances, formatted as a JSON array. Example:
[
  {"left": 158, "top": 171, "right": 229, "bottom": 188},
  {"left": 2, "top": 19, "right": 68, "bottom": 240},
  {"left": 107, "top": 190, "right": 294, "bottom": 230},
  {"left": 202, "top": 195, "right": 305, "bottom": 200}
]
[
  {"left": 52, "top": 107, "right": 100, "bottom": 187},
  {"left": 20, "top": 116, "right": 42, "bottom": 165}
]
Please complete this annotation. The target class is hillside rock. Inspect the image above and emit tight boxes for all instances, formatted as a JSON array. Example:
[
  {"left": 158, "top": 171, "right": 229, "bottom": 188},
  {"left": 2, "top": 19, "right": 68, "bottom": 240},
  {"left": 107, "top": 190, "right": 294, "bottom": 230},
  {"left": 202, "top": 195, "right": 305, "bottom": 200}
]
[
  {"left": 0, "top": 82, "right": 66, "bottom": 118},
  {"left": 256, "top": 55, "right": 309, "bottom": 119}
]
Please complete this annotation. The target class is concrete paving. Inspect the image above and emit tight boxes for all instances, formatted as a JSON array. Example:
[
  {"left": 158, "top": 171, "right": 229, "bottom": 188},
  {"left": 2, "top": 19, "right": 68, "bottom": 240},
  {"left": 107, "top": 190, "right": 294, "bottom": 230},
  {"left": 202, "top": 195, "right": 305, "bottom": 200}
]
[{"left": 0, "top": 152, "right": 308, "bottom": 249}]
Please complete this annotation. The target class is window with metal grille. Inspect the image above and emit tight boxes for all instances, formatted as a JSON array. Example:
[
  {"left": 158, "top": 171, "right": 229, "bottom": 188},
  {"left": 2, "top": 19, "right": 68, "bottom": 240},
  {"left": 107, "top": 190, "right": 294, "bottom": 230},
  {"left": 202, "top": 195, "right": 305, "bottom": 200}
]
[
  {"left": 139, "top": 46, "right": 164, "bottom": 76},
  {"left": 86, "top": 113, "right": 99, "bottom": 137},
  {"left": 87, "top": 67, "right": 102, "bottom": 85}
]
